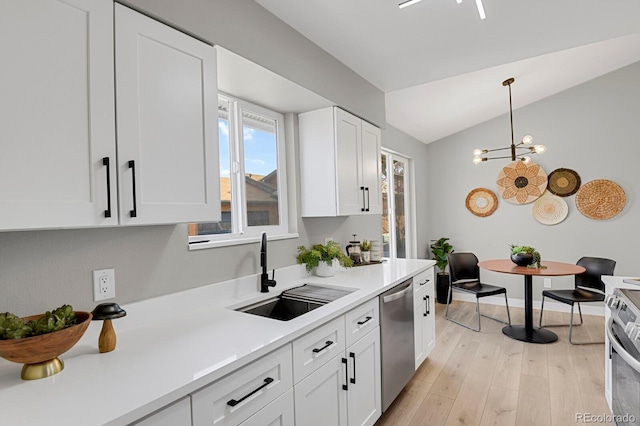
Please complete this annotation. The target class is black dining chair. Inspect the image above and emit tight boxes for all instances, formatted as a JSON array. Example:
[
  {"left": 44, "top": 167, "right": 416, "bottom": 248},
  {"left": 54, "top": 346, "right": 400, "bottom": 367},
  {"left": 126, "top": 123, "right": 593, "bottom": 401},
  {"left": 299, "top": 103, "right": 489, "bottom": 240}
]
[
  {"left": 446, "top": 252, "right": 511, "bottom": 332},
  {"left": 539, "top": 256, "right": 616, "bottom": 345}
]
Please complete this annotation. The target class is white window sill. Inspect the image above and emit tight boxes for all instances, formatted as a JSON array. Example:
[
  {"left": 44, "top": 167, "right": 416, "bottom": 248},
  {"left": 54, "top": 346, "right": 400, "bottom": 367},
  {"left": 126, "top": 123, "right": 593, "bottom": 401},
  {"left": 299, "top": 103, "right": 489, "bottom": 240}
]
[{"left": 188, "top": 232, "right": 299, "bottom": 250}]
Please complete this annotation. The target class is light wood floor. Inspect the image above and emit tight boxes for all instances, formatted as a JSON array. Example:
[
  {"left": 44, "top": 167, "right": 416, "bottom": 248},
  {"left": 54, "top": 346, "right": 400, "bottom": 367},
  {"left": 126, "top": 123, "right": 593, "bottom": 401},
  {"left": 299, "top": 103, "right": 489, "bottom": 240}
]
[{"left": 376, "top": 300, "right": 610, "bottom": 426}]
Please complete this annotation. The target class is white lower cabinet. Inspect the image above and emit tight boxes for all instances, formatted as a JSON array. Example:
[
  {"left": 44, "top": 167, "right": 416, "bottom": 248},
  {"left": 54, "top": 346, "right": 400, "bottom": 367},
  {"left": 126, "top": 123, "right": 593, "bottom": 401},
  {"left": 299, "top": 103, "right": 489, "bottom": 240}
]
[
  {"left": 414, "top": 268, "right": 436, "bottom": 369},
  {"left": 293, "top": 298, "right": 382, "bottom": 426},
  {"left": 130, "top": 397, "right": 191, "bottom": 426},
  {"left": 191, "top": 345, "right": 293, "bottom": 426},
  {"left": 239, "top": 389, "right": 294, "bottom": 426}
]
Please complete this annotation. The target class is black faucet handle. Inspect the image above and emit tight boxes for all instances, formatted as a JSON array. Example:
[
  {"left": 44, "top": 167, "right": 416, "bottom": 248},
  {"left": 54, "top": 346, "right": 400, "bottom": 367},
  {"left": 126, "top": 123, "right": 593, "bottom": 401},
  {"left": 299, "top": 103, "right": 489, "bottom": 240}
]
[{"left": 271, "top": 269, "right": 276, "bottom": 280}]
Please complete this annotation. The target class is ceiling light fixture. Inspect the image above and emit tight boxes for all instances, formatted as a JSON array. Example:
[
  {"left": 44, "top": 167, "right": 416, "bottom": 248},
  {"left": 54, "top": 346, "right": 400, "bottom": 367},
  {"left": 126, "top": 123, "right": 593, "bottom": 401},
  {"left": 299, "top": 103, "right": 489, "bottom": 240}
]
[
  {"left": 398, "top": 0, "right": 424, "bottom": 9},
  {"left": 472, "top": 78, "right": 546, "bottom": 164},
  {"left": 456, "top": 0, "right": 486, "bottom": 19}
]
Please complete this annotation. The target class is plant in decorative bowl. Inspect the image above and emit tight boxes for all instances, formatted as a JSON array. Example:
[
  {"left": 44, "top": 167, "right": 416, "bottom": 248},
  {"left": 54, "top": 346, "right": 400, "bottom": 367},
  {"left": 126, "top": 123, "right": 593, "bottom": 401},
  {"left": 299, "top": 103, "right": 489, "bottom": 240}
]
[
  {"left": 296, "top": 241, "right": 353, "bottom": 277},
  {"left": 509, "top": 244, "right": 546, "bottom": 268},
  {"left": 0, "top": 306, "right": 92, "bottom": 380}
]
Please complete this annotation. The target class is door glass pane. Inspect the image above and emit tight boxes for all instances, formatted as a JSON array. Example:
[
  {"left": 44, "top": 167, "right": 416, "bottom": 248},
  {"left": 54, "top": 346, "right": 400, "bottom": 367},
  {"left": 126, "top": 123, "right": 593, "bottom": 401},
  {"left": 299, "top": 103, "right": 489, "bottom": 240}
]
[
  {"left": 242, "top": 110, "right": 279, "bottom": 227},
  {"left": 393, "top": 159, "right": 407, "bottom": 258},
  {"left": 381, "top": 153, "right": 390, "bottom": 257}
]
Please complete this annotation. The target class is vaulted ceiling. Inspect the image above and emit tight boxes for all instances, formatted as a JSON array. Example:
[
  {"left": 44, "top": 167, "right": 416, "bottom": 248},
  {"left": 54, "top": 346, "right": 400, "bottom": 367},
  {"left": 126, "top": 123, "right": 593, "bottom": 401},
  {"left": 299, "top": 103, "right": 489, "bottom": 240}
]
[{"left": 254, "top": 0, "right": 640, "bottom": 143}]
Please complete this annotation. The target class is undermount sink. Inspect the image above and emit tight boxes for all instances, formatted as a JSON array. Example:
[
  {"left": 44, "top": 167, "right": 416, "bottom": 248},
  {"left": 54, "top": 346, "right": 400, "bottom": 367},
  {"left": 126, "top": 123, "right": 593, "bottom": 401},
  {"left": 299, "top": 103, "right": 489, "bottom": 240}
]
[{"left": 235, "top": 284, "right": 356, "bottom": 321}]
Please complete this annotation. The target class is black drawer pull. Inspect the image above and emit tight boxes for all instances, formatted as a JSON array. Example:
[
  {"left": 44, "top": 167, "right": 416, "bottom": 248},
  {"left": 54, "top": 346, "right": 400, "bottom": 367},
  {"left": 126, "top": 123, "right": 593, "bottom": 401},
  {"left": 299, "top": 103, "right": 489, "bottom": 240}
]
[
  {"left": 342, "top": 357, "right": 348, "bottom": 391},
  {"left": 349, "top": 352, "right": 356, "bottom": 384},
  {"left": 102, "top": 157, "right": 112, "bottom": 218},
  {"left": 227, "top": 377, "right": 274, "bottom": 407},
  {"left": 420, "top": 279, "right": 430, "bottom": 286},
  {"left": 128, "top": 160, "right": 137, "bottom": 217},
  {"left": 312, "top": 340, "right": 333, "bottom": 353},
  {"left": 357, "top": 316, "right": 372, "bottom": 326}
]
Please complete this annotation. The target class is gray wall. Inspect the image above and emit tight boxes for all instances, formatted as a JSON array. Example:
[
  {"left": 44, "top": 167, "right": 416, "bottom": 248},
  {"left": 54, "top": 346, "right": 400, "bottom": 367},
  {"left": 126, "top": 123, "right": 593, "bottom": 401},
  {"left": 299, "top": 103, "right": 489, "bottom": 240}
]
[{"left": 426, "top": 62, "right": 640, "bottom": 299}]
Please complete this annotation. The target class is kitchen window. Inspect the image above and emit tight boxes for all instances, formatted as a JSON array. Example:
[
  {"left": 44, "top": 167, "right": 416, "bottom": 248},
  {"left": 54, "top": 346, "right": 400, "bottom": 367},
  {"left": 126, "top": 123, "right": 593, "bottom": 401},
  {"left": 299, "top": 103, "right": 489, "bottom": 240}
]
[
  {"left": 381, "top": 150, "right": 413, "bottom": 259},
  {"left": 188, "top": 94, "right": 290, "bottom": 246}
]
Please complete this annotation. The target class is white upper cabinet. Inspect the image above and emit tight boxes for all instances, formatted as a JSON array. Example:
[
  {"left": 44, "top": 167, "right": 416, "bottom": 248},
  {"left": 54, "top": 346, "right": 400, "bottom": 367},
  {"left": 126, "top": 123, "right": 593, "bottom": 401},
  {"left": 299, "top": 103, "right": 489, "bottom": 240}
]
[
  {"left": 299, "top": 107, "right": 381, "bottom": 217},
  {"left": 115, "top": 4, "right": 220, "bottom": 226},
  {"left": 0, "top": 1, "right": 220, "bottom": 231},
  {"left": 0, "top": 0, "right": 117, "bottom": 230}
]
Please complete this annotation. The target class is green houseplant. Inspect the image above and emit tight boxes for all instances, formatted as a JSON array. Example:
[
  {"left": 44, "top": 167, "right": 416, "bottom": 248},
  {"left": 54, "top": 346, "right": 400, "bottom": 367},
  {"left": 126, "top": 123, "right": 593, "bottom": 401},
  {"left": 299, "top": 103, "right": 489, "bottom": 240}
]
[
  {"left": 510, "top": 244, "right": 546, "bottom": 268},
  {"left": 430, "top": 237, "right": 454, "bottom": 304},
  {"left": 296, "top": 241, "right": 353, "bottom": 276},
  {"left": 359, "top": 239, "right": 372, "bottom": 263}
]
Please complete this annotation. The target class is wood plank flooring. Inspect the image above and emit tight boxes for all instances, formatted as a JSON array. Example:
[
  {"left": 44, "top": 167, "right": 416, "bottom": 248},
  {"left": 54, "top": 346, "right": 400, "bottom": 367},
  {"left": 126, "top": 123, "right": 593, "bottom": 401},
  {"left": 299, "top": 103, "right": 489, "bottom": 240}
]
[{"left": 376, "top": 300, "right": 610, "bottom": 426}]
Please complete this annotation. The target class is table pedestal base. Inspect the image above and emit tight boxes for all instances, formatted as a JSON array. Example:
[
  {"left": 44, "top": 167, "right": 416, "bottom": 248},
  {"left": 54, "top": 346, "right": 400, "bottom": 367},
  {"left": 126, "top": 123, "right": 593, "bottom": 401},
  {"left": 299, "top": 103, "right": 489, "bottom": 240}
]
[{"left": 502, "top": 325, "right": 558, "bottom": 344}]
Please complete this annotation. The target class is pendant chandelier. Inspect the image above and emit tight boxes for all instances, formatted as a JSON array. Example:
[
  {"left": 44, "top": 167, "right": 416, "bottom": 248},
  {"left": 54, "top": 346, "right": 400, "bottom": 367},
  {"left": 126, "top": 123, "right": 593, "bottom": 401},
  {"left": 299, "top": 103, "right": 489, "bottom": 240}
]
[{"left": 472, "top": 78, "right": 546, "bottom": 164}]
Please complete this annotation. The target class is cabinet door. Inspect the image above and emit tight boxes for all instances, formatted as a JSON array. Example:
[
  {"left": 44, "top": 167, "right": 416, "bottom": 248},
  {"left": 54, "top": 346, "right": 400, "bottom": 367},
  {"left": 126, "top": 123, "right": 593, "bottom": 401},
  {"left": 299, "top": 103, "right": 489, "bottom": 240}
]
[
  {"left": 0, "top": 0, "right": 117, "bottom": 230},
  {"left": 294, "top": 354, "right": 348, "bottom": 426},
  {"left": 335, "top": 108, "right": 364, "bottom": 216},
  {"left": 415, "top": 282, "right": 435, "bottom": 369},
  {"left": 360, "top": 121, "right": 382, "bottom": 215},
  {"left": 131, "top": 397, "right": 191, "bottom": 426},
  {"left": 240, "top": 389, "right": 294, "bottom": 426},
  {"left": 347, "top": 328, "right": 382, "bottom": 426},
  {"left": 115, "top": 4, "right": 220, "bottom": 225}
]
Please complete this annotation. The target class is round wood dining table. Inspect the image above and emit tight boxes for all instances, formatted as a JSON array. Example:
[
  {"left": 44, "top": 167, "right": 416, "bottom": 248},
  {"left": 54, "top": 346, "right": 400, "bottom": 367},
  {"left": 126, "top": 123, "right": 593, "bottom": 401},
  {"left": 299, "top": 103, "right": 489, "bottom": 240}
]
[{"left": 478, "top": 259, "right": 586, "bottom": 344}]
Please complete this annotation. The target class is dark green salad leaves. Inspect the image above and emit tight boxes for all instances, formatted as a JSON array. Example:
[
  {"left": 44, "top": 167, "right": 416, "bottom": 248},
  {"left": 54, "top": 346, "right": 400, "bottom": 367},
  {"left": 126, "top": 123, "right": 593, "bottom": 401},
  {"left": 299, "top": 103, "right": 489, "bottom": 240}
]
[{"left": 0, "top": 305, "right": 77, "bottom": 340}]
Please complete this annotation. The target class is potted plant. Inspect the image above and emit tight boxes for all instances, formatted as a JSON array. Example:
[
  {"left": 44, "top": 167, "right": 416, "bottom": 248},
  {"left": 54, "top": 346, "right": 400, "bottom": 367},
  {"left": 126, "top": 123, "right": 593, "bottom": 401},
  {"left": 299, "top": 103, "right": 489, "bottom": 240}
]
[
  {"left": 509, "top": 244, "right": 546, "bottom": 268},
  {"left": 359, "top": 239, "right": 372, "bottom": 263},
  {"left": 430, "top": 237, "right": 454, "bottom": 304},
  {"left": 296, "top": 241, "right": 353, "bottom": 277}
]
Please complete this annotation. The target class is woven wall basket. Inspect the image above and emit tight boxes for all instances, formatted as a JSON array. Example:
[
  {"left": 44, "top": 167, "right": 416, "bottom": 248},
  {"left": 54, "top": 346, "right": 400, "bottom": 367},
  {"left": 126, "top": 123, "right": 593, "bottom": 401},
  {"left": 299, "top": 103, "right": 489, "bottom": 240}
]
[
  {"left": 547, "top": 168, "right": 581, "bottom": 197},
  {"left": 466, "top": 188, "right": 498, "bottom": 217},
  {"left": 533, "top": 191, "right": 568, "bottom": 225},
  {"left": 496, "top": 160, "right": 548, "bottom": 204},
  {"left": 575, "top": 179, "right": 626, "bottom": 220}
]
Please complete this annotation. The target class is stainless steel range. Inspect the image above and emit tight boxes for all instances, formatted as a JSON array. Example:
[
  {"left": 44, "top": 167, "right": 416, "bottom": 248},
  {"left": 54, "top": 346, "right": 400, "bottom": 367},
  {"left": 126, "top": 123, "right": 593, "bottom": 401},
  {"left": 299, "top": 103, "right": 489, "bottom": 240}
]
[{"left": 606, "top": 289, "right": 640, "bottom": 425}]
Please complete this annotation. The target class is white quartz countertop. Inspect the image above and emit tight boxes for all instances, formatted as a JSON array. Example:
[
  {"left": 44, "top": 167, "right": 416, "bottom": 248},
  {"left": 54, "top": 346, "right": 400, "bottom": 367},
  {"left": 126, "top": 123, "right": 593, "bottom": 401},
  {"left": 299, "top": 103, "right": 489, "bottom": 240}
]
[{"left": 0, "top": 258, "right": 434, "bottom": 426}]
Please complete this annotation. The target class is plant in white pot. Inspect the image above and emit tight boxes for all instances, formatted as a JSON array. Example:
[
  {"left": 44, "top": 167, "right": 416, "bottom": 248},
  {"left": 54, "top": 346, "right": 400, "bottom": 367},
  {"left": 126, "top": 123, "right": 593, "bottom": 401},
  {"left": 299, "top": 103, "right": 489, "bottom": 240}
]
[
  {"left": 430, "top": 237, "right": 454, "bottom": 304},
  {"left": 359, "top": 239, "right": 372, "bottom": 263},
  {"left": 296, "top": 241, "right": 353, "bottom": 277}
]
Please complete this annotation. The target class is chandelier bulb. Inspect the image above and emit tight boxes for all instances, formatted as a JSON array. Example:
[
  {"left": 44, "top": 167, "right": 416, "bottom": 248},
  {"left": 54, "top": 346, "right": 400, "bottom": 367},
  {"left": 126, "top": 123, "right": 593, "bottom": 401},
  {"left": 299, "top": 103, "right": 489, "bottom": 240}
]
[
  {"left": 534, "top": 144, "right": 546, "bottom": 154},
  {"left": 521, "top": 156, "right": 531, "bottom": 164},
  {"left": 472, "top": 156, "right": 484, "bottom": 164},
  {"left": 472, "top": 148, "right": 483, "bottom": 156},
  {"left": 521, "top": 135, "right": 533, "bottom": 145}
]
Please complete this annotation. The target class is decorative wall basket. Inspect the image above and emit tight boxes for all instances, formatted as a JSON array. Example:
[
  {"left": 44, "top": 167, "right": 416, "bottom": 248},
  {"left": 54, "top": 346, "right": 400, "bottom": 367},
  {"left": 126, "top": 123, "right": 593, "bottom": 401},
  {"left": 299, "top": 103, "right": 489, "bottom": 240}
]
[
  {"left": 575, "top": 179, "right": 626, "bottom": 220},
  {"left": 532, "top": 191, "right": 568, "bottom": 225},
  {"left": 496, "top": 160, "right": 548, "bottom": 204},
  {"left": 465, "top": 188, "right": 498, "bottom": 217},
  {"left": 547, "top": 168, "right": 581, "bottom": 197}
]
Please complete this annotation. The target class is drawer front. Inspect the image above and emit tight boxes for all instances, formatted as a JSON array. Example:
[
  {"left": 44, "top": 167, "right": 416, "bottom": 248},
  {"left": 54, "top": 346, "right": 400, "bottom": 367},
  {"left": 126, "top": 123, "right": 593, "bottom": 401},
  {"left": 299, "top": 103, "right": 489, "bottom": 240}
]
[
  {"left": 239, "top": 388, "right": 294, "bottom": 426},
  {"left": 292, "top": 316, "right": 346, "bottom": 384},
  {"left": 191, "top": 345, "right": 293, "bottom": 426},
  {"left": 413, "top": 267, "right": 434, "bottom": 298},
  {"left": 345, "top": 298, "right": 380, "bottom": 348}
]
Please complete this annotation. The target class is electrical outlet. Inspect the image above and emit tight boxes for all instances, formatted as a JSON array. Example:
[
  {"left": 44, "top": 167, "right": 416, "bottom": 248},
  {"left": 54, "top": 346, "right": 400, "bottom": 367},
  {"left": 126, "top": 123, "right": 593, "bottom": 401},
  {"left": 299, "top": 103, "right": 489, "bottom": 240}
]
[
  {"left": 544, "top": 278, "right": 552, "bottom": 288},
  {"left": 93, "top": 269, "right": 116, "bottom": 301}
]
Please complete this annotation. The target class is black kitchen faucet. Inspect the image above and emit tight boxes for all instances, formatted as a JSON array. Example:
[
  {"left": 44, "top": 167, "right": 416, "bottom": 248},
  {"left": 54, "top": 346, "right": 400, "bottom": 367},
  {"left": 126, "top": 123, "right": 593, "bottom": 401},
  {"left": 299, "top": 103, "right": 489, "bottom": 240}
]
[{"left": 260, "top": 232, "right": 277, "bottom": 293}]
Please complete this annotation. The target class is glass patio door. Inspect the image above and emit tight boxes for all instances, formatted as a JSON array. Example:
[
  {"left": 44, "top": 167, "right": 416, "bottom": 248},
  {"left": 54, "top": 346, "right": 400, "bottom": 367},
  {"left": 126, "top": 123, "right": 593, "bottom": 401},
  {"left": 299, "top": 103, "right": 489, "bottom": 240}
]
[{"left": 381, "top": 150, "right": 412, "bottom": 259}]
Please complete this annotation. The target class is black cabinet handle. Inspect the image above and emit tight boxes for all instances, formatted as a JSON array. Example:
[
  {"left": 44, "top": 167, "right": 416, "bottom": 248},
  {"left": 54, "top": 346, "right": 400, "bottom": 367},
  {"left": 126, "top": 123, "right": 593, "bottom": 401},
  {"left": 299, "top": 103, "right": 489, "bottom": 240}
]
[
  {"left": 420, "top": 279, "right": 430, "bottom": 286},
  {"left": 128, "top": 160, "right": 137, "bottom": 218},
  {"left": 342, "top": 357, "right": 348, "bottom": 391},
  {"left": 357, "top": 316, "right": 372, "bottom": 326},
  {"left": 361, "top": 186, "right": 366, "bottom": 212},
  {"left": 312, "top": 340, "right": 333, "bottom": 353},
  {"left": 227, "top": 377, "right": 274, "bottom": 407},
  {"left": 349, "top": 352, "right": 356, "bottom": 384},
  {"left": 102, "top": 157, "right": 112, "bottom": 218},
  {"left": 365, "top": 187, "right": 370, "bottom": 212},
  {"left": 424, "top": 295, "right": 430, "bottom": 316}
]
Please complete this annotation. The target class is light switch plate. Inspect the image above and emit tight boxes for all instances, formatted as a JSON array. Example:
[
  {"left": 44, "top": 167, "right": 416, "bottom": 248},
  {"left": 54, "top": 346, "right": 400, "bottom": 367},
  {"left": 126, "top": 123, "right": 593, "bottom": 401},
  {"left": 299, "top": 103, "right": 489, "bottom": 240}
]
[{"left": 544, "top": 278, "right": 552, "bottom": 288}]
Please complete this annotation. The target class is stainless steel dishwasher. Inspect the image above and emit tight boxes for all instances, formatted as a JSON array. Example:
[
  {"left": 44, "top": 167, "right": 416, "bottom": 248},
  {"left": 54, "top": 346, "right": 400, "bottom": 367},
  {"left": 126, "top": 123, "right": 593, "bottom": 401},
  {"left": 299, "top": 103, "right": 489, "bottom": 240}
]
[{"left": 379, "top": 278, "right": 415, "bottom": 412}]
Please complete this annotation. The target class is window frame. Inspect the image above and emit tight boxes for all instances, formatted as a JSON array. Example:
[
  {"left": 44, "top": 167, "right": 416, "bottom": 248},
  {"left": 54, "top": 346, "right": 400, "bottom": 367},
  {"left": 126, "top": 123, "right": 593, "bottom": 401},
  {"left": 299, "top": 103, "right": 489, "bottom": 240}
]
[
  {"left": 381, "top": 149, "right": 414, "bottom": 259},
  {"left": 189, "top": 93, "right": 292, "bottom": 248}
]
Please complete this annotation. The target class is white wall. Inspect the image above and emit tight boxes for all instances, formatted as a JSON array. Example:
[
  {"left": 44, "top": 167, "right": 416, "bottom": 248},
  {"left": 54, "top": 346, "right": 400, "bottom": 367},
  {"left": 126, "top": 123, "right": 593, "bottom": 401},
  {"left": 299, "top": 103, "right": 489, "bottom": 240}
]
[{"left": 426, "top": 62, "right": 640, "bottom": 300}]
